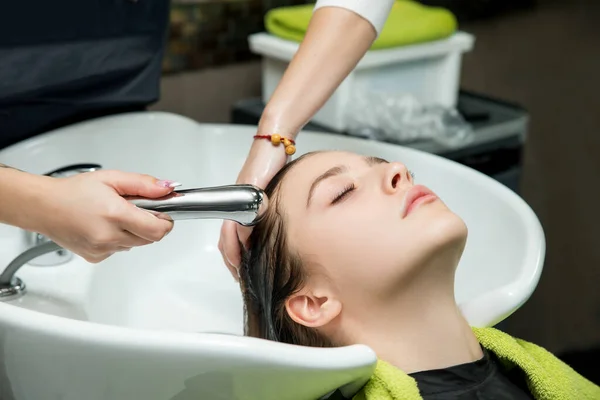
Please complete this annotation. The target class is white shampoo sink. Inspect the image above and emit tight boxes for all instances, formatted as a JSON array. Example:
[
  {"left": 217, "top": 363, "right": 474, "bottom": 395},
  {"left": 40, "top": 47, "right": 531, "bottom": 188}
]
[{"left": 0, "top": 112, "right": 545, "bottom": 400}]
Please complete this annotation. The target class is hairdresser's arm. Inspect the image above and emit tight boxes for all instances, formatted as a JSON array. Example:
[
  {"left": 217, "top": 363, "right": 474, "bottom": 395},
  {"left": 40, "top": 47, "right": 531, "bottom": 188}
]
[
  {"left": 219, "top": 1, "right": 394, "bottom": 277},
  {"left": 238, "top": 3, "right": 393, "bottom": 186},
  {"left": 258, "top": 3, "right": 390, "bottom": 140},
  {"left": 0, "top": 164, "right": 176, "bottom": 263}
]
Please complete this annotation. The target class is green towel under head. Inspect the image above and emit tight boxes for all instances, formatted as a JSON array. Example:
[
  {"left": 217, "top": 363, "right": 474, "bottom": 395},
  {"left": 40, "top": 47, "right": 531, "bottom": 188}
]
[
  {"left": 265, "top": 0, "right": 458, "bottom": 50},
  {"left": 353, "top": 327, "right": 600, "bottom": 400}
]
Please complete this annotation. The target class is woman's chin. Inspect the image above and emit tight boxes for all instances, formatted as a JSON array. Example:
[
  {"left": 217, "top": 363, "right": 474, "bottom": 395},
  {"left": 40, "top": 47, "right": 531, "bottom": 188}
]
[
  {"left": 389, "top": 208, "right": 467, "bottom": 274},
  {"left": 424, "top": 207, "right": 468, "bottom": 251}
]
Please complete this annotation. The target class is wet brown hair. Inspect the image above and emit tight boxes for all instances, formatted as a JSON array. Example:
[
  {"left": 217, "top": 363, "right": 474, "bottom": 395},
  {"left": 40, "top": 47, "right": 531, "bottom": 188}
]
[{"left": 239, "top": 152, "right": 335, "bottom": 347}]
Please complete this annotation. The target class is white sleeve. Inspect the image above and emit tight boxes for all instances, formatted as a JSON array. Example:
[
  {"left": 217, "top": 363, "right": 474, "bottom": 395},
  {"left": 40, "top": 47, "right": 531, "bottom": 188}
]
[{"left": 313, "top": 0, "right": 395, "bottom": 36}]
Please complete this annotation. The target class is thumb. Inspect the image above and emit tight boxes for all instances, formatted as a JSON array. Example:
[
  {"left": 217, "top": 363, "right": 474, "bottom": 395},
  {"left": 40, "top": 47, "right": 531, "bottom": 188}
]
[{"left": 101, "top": 170, "right": 181, "bottom": 198}]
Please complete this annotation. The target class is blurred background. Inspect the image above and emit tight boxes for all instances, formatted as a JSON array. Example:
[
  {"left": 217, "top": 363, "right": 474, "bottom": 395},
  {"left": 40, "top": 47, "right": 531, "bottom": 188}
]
[{"left": 151, "top": 0, "right": 599, "bottom": 383}]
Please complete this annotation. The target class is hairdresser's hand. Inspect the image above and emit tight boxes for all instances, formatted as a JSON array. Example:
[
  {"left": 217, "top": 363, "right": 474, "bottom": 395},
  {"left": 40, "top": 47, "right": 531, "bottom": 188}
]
[
  {"left": 31, "top": 170, "right": 178, "bottom": 263},
  {"left": 218, "top": 138, "right": 288, "bottom": 280}
]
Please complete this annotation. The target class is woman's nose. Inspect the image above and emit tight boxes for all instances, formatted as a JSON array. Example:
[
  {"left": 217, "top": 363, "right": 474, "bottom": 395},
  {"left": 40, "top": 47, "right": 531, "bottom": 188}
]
[{"left": 383, "top": 162, "right": 412, "bottom": 193}]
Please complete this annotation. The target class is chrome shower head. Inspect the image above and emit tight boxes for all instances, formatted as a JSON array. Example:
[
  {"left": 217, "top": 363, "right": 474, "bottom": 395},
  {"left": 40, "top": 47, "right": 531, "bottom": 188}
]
[{"left": 126, "top": 184, "right": 268, "bottom": 226}]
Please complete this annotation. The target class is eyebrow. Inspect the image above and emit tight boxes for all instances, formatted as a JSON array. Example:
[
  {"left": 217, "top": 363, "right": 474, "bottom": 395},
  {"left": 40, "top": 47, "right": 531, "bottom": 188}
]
[
  {"left": 365, "top": 156, "right": 389, "bottom": 166},
  {"left": 306, "top": 156, "right": 388, "bottom": 207}
]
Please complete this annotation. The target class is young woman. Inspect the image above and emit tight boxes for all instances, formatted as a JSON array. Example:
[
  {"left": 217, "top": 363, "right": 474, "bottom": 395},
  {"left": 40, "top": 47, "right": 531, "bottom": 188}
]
[{"left": 239, "top": 150, "right": 599, "bottom": 399}]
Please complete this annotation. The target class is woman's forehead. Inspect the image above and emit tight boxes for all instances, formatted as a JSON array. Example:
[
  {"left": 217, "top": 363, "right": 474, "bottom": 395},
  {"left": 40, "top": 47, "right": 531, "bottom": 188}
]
[
  {"left": 284, "top": 151, "right": 387, "bottom": 184},
  {"left": 278, "top": 151, "right": 380, "bottom": 206},
  {"left": 276, "top": 151, "right": 352, "bottom": 203},
  {"left": 288, "top": 151, "right": 361, "bottom": 178}
]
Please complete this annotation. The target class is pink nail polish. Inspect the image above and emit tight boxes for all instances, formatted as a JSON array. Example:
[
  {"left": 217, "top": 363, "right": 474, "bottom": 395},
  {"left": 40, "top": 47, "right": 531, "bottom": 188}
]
[{"left": 157, "top": 180, "right": 182, "bottom": 188}]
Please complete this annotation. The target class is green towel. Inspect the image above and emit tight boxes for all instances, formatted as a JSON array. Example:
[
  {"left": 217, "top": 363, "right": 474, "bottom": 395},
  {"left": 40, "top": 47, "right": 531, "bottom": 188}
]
[
  {"left": 353, "top": 327, "right": 600, "bottom": 400},
  {"left": 264, "top": 0, "right": 458, "bottom": 50}
]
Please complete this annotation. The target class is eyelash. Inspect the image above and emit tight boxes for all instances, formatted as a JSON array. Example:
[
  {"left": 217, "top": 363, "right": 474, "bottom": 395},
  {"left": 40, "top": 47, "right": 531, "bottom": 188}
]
[
  {"left": 329, "top": 170, "right": 414, "bottom": 204},
  {"left": 331, "top": 183, "right": 356, "bottom": 204}
]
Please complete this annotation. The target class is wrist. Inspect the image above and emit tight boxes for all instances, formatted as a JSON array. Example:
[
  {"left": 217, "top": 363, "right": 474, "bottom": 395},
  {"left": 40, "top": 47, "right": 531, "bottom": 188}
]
[
  {"left": 238, "top": 136, "right": 290, "bottom": 188},
  {"left": 258, "top": 106, "right": 303, "bottom": 140},
  {"left": 25, "top": 175, "right": 58, "bottom": 236},
  {"left": 0, "top": 168, "right": 55, "bottom": 233}
]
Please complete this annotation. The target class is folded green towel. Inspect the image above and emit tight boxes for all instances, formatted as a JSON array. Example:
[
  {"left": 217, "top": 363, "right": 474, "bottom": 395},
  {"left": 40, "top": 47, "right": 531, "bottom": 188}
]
[
  {"left": 353, "top": 327, "right": 600, "bottom": 399},
  {"left": 265, "top": 0, "right": 458, "bottom": 50}
]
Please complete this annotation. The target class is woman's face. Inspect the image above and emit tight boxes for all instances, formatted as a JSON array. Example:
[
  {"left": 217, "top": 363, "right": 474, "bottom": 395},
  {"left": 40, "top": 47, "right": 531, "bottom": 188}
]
[{"left": 278, "top": 151, "right": 468, "bottom": 306}]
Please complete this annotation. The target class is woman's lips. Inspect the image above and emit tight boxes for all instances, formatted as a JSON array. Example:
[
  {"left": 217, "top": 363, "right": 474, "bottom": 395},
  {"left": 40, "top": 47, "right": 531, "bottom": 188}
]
[{"left": 402, "top": 185, "right": 438, "bottom": 218}]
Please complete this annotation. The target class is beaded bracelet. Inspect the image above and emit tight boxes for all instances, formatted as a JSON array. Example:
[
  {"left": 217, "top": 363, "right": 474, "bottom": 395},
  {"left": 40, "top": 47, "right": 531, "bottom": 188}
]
[{"left": 253, "top": 134, "right": 296, "bottom": 155}]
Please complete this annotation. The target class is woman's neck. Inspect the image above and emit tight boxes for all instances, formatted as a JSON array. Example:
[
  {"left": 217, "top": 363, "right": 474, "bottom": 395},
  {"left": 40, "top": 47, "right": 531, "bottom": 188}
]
[
  {"left": 362, "top": 298, "right": 482, "bottom": 374},
  {"left": 345, "top": 256, "right": 483, "bottom": 374}
]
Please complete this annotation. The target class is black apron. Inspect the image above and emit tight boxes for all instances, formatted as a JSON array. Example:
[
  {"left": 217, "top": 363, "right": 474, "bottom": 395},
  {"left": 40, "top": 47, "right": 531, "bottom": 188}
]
[
  {"left": 326, "top": 348, "right": 534, "bottom": 400},
  {"left": 0, "top": 0, "right": 170, "bottom": 149}
]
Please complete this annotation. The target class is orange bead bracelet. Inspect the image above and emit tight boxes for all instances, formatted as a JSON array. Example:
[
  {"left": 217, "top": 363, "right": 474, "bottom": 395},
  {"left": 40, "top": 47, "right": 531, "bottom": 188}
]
[{"left": 254, "top": 134, "right": 296, "bottom": 155}]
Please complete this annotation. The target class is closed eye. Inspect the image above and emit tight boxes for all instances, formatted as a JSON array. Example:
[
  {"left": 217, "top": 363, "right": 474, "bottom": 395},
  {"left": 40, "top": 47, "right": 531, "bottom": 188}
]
[{"left": 331, "top": 183, "right": 356, "bottom": 204}]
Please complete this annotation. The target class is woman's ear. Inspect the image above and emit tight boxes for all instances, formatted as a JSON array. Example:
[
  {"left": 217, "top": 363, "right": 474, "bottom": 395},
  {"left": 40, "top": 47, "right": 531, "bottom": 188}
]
[{"left": 285, "top": 289, "right": 341, "bottom": 328}]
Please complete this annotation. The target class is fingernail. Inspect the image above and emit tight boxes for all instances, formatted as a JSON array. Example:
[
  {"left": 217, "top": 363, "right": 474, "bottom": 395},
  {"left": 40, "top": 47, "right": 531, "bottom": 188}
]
[{"left": 156, "top": 180, "right": 181, "bottom": 188}]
